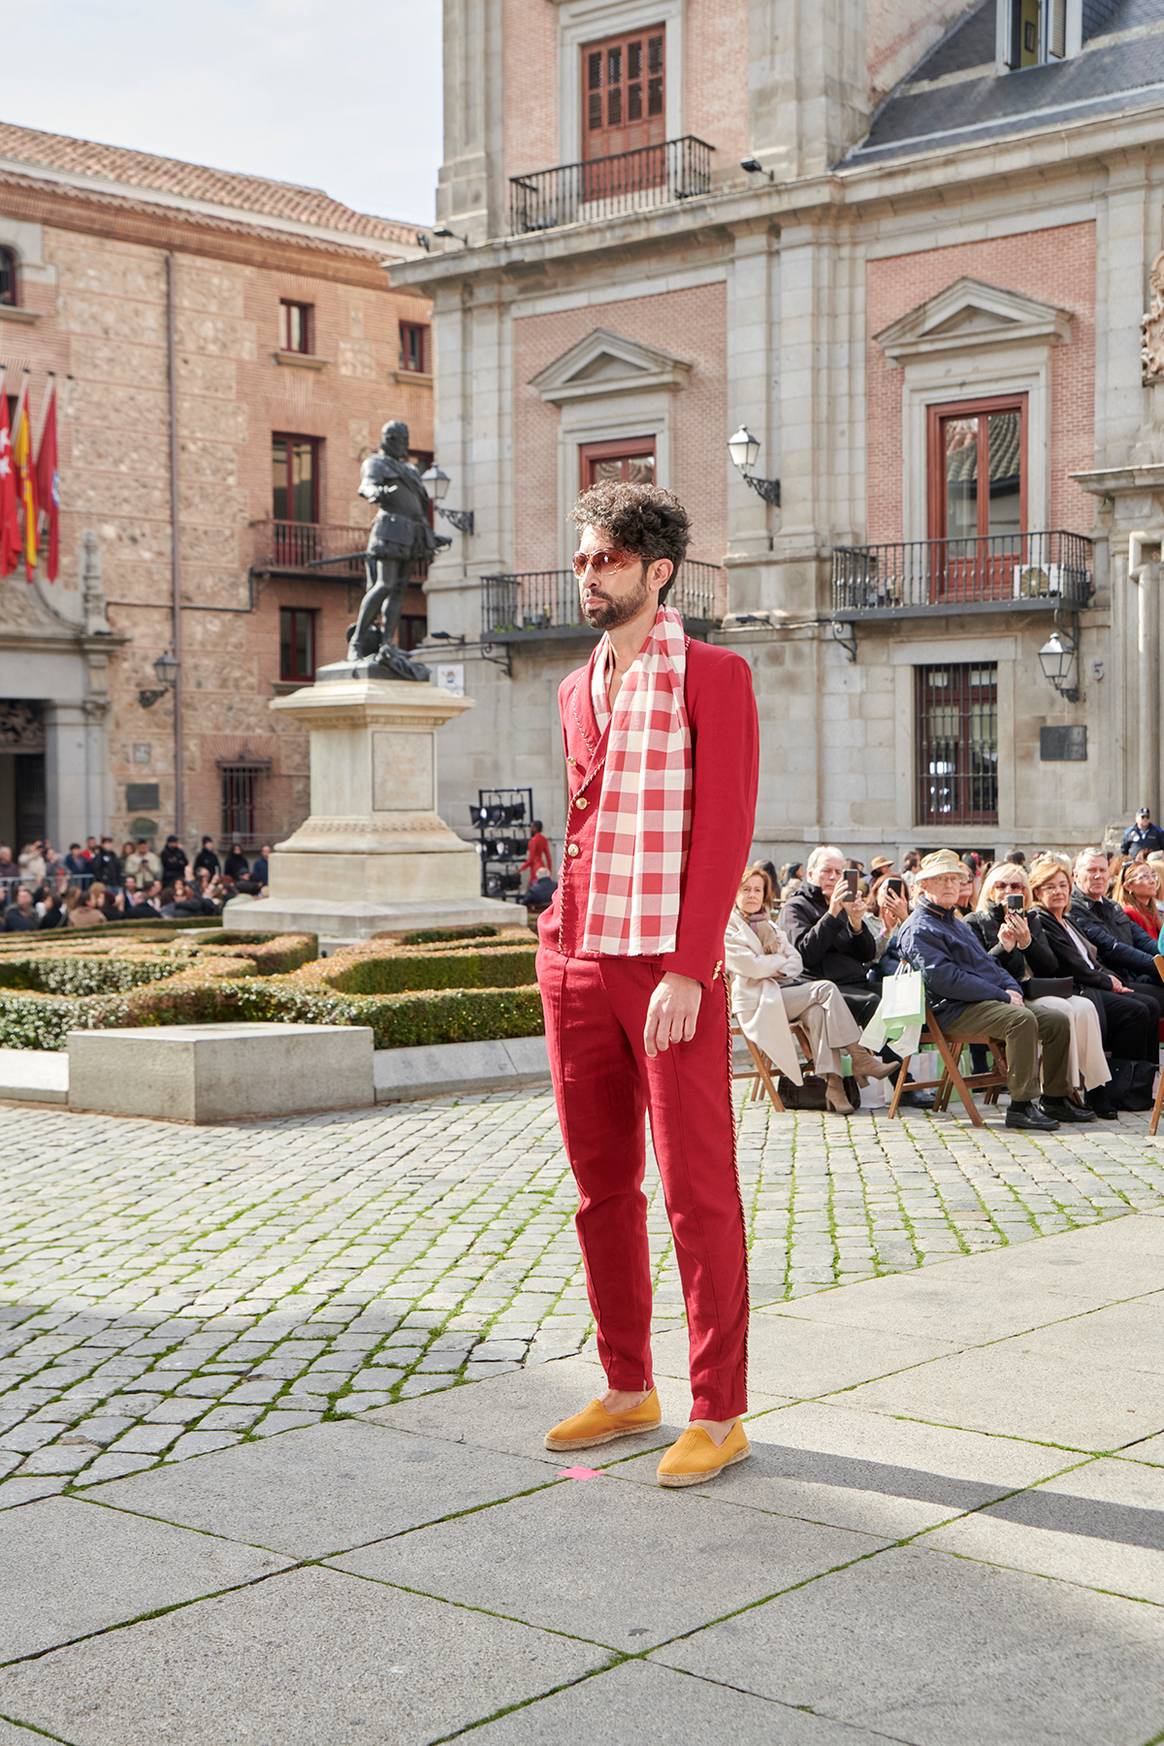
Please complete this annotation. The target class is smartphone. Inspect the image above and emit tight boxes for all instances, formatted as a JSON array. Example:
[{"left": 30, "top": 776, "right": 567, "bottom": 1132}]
[
  {"left": 843, "top": 868, "right": 860, "bottom": 898},
  {"left": 887, "top": 877, "right": 905, "bottom": 899},
  {"left": 1006, "top": 892, "right": 1024, "bottom": 911}
]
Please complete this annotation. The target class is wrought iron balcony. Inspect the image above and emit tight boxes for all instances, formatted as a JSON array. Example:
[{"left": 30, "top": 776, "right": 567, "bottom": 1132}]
[
  {"left": 481, "top": 561, "right": 726, "bottom": 641},
  {"left": 831, "top": 530, "right": 1094, "bottom": 618},
  {"left": 509, "top": 135, "right": 715, "bottom": 235},
  {"left": 249, "top": 520, "right": 427, "bottom": 580}
]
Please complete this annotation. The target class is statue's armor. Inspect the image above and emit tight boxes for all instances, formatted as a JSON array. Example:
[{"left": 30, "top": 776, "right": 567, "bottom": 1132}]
[{"left": 359, "top": 454, "right": 442, "bottom": 560}]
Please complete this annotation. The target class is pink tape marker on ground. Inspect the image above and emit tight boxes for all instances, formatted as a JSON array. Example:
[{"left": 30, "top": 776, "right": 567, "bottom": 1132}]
[{"left": 559, "top": 1466, "right": 602, "bottom": 1480}]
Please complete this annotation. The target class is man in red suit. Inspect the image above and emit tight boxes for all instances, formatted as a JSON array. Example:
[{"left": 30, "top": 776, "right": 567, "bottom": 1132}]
[{"left": 538, "top": 481, "right": 759, "bottom": 1487}]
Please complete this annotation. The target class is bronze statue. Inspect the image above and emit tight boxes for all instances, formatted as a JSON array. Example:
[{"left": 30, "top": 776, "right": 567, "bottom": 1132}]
[{"left": 344, "top": 420, "right": 450, "bottom": 681}]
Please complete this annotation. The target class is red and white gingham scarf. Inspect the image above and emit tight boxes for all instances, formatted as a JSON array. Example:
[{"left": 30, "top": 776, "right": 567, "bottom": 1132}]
[{"left": 582, "top": 606, "right": 692, "bottom": 956}]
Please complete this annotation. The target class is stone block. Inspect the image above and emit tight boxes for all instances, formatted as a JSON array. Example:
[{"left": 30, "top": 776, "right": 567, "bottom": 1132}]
[
  {"left": 0, "top": 1494, "right": 287, "bottom": 1661},
  {"left": 373, "top": 1035, "right": 549, "bottom": 1103},
  {"left": 82, "top": 1420, "right": 556, "bottom": 1558},
  {"left": 0, "top": 1048, "right": 68, "bottom": 1106},
  {"left": 648, "top": 1311, "right": 958, "bottom": 1400},
  {"left": 332, "top": 1475, "right": 886, "bottom": 1650},
  {"left": 68, "top": 1023, "right": 373, "bottom": 1123},
  {"left": 468, "top": 1660, "right": 881, "bottom": 1744},
  {"left": 611, "top": 1398, "right": 1072, "bottom": 1537},
  {"left": 654, "top": 1543, "right": 1164, "bottom": 1745},
  {"left": 0, "top": 1567, "right": 604, "bottom": 1746}
]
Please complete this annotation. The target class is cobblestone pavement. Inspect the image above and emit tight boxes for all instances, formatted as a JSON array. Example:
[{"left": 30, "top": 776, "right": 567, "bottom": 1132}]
[{"left": 2, "top": 1090, "right": 1163, "bottom": 1503}]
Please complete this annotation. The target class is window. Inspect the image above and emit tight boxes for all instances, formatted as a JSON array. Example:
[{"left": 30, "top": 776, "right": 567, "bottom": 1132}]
[
  {"left": 580, "top": 436, "right": 656, "bottom": 490},
  {"left": 272, "top": 434, "right": 320, "bottom": 524},
  {"left": 916, "top": 664, "right": 999, "bottom": 827},
  {"left": 279, "top": 607, "right": 317, "bottom": 682},
  {"left": 926, "top": 395, "right": 1026, "bottom": 601},
  {"left": 582, "top": 25, "right": 666, "bottom": 195},
  {"left": 399, "top": 321, "right": 430, "bottom": 374},
  {"left": 279, "top": 300, "right": 313, "bottom": 354},
  {"left": 1005, "top": 0, "right": 1068, "bottom": 67},
  {"left": 0, "top": 247, "right": 17, "bottom": 307},
  {"left": 220, "top": 765, "right": 265, "bottom": 842}
]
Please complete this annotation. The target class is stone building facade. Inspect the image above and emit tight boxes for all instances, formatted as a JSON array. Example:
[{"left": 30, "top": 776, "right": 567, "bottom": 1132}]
[
  {"left": 0, "top": 122, "right": 433, "bottom": 855},
  {"left": 396, "top": 0, "right": 1164, "bottom": 868}
]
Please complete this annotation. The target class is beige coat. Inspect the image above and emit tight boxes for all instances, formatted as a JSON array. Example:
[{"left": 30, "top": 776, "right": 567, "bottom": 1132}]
[{"left": 723, "top": 907, "right": 803, "bottom": 1082}]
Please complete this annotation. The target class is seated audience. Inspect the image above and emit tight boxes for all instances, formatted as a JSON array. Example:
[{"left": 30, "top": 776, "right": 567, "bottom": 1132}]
[
  {"left": 1114, "top": 859, "right": 1162, "bottom": 942},
  {"left": 779, "top": 844, "right": 879, "bottom": 1024},
  {"left": 67, "top": 884, "right": 107, "bottom": 929},
  {"left": 3, "top": 887, "right": 39, "bottom": 932},
  {"left": 224, "top": 842, "right": 250, "bottom": 881},
  {"left": 897, "top": 850, "right": 1073, "bottom": 1131},
  {"left": 1070, "top": 847, "right": 1164, "bottom": 1021},
  {"left": 36, "top": 891, "right": 67, "bottom": 930},
  {"left": 727, "top": 865, "right": 895, "bottom": 1115},
  {"left": 1029, "top": 856, "right": 1159, "bottom": 1114},
  {"left": 966, "top": 862, "right": 1107, "bottom": 1119}
]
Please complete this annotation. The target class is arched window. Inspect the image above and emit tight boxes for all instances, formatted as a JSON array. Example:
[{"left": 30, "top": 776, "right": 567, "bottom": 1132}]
[{"left": 0, "top": 248, "right": 17, "bottom": 306}]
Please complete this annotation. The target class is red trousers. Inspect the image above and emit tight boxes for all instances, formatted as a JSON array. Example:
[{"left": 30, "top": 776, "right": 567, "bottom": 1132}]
[{"left": 536, "top": 947, "right": 749, "bottom": 1420}]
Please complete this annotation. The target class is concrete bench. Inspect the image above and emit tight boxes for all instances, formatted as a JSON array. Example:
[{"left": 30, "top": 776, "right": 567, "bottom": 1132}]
[{"left": 67, "top": 1023, "right": 374, "bottom": 1124}]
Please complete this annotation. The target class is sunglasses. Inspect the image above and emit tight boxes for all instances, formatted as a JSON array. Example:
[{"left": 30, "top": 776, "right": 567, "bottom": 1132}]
[
  {"left": 571, "top": 549, "right": 638, "bottom": 579},
  {"left": 993, "top": 881, "right": 1026, "bottom": 892}
]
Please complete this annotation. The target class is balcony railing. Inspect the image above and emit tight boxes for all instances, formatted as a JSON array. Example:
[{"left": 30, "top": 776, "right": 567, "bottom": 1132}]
[
  {"left": 509, "top": 135, "right": 715, "bottom": 234},
  {"left": 481, "top": 561, "right": 726, "bottom": 641},
  {"left": 250, "top": 520, "right": 428, "bottom": 580},
  {"left": 831, "top": 530, "right": 1094, "bottom": 616}
]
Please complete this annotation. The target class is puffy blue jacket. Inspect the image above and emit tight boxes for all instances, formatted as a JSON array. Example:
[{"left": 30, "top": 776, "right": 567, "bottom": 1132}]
[{"left": 897, "top": 898, "right": 1021, "bottom": 1022}]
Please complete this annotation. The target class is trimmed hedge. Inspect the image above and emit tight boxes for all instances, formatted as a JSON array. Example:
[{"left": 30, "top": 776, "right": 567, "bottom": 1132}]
[{"left": 0, "top": 926, "right": 545, "bottom": 1052}]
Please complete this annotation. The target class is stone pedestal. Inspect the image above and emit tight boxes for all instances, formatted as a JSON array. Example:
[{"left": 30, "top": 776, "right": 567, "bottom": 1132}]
[{"left": 223, "top": 678, "right": 514, "bottom": 942}]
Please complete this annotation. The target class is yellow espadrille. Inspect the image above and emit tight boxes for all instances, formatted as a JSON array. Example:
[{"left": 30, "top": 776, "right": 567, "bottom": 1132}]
[
  {"left": 544, "top": 1387, "right": 662, "bottom": 1452},
  {"left": 656, "top": 1419, "right": 750, "bottom": 1487}
]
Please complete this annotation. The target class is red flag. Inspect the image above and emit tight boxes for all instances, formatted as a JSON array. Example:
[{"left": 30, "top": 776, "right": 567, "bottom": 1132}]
[
  {"left": 35, "top": 381, "right": 59, "bottom": 582},
  {"left": 0, "top": 380, "right": 19, "bottom": 578},
  {"left": 11, "top": 380, "right": 38, "bottom": 581}
]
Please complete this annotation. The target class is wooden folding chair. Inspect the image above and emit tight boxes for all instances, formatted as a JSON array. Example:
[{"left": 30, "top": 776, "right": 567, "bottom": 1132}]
[
  {"left": 885, "top": 1003, "right": 1009, "bottom": 1127},
  {"left": 1149, "top": 1065, "right": 1164, "bottom": 1137},
  {"left": 731, "top": 1021, "right": 785, "bottom": 1111}
]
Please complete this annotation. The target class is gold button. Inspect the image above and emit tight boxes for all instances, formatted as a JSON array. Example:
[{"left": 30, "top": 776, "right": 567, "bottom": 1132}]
[
  {"left": 567, "top": 756, "right": 577, "bottom": 766},
  {"left": 566, "top": 843, "right": 580, "bottom": 858},
  {"left": 575, "top": 796, "right": 588, "bottom": 809}
]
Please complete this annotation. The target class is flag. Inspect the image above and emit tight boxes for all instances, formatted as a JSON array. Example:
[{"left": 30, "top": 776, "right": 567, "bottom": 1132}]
[
  {"left": 11, "top": 379, "right": 38, "bottom": 581},
  {"left": 35, "top": 381, "right": 59, "bottom": 582},
  {"left": 0, "top": 378, "right": 19, "bottom": 578}
]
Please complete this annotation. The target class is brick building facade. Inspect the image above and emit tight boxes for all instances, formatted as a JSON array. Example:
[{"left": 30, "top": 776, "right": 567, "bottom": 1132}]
[
  {"left": 0, "top": 122, "right": 432, "bottom": 856},
  {"left": 395, "top": 0, "right": 1164, "bottom": 870}
]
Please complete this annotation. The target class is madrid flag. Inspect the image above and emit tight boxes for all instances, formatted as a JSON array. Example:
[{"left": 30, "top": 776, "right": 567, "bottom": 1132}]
[
  {"left": 11, "top": 381, "right": 38, "bottom": 581},
  {"left": 35, "top": 382, "right": 59, "bottom": 582},
  {"left": 0, "top": 381, "right": 19, "bottom": 578}
]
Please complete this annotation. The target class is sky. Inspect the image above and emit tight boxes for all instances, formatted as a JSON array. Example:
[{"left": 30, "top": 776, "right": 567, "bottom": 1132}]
[{"left": 2, "top": 0, "right": 445, "bottom": 225}]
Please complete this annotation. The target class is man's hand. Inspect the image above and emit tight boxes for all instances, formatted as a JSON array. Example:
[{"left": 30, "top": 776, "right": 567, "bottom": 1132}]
[
  {"left": 1110, "top": 975, "right": 1130, "bottom": 993},
  {"left": 644, "top": 971, "right": 702, "bottom": 1057},
  {"left": 844, "top": 894, "right": 867, "bottom": 932},
  {"left": 1007, "top": 989, "right": 1024, "bottom": 1006}
]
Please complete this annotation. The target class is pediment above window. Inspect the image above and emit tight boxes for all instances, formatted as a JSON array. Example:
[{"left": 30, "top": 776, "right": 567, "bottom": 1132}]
[
  {"left": 529, "top": 327, "right": 692, "bottom": 404},
  {"left": 875, "top": 277, "right": 1073, "bottom": 364}
]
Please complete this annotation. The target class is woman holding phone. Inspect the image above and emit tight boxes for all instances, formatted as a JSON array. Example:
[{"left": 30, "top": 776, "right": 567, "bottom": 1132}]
[{"left": 966, "top": 861, "right": 1108, "bottom": 1118}]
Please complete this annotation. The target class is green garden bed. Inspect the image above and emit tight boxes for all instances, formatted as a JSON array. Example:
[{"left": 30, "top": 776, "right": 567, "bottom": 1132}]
[{"left": 0, "top": 927, "right": 544, "bottom": 1052}]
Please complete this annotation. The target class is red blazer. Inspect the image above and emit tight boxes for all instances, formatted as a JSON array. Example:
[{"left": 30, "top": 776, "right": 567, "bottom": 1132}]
[{"left": 538, "top": 635, "right": 759, "bottom": 987}]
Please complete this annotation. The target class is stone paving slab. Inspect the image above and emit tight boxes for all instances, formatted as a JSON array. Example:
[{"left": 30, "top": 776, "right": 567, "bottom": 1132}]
[
  {"left": 0, "top": 1566, "right": 607, "bottom": 1746},
  {"left": 923, "top": 1452, "right": 1164, "bottom": 1605},
  {"left": 653, "top": 1543, "right": 1164, "bottom": 1746},
  {"left": 0, "top": 1722, "right": 63, "bottom": 1744},
  {"left": 467, "top": 1660, "right": 895, "bottom": 1745},
  {"left": 649, "top": 1313, "right": 960, "bottom": 1399},
  {"left": 82, "top": 1420, "right": 556, "bottom": 1559},
  {"left": 837, "top": 1343, "right": 1164, "bottom": 1451},
  {"left": 607, "top": 1399, "right": 1078, "bottom": 1538},
  {"left": 0, "top": 1494, "right": 287, "bottom": 1663},
  {"left": 331, "top": 1473, "right": 887, "bottom": 1651},
  {"left": 996, "top": 1296, "right": 1164, "bottom": 1377}
]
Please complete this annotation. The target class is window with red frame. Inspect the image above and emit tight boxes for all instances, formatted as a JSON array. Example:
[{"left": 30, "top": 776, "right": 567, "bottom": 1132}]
[
  {"left": 915, "top": 663, "right": 999, "bottom": 827},
  {"left": 279, "top": 300, "right": 313, "bottom": 354},
  {"left": 582, "top": 26, "right": 665, "bottom": 162},
  {"left": 279, "top": 607, "right": 317, "bottom": 682},
  {"left": 272, "top": 434, "right": 320, "bottom": 523},
  {"left": 579, "top": 436, "right": 656, "bottom": 490},
  {"left": 399, "top": 321, "right": 430, "bottom": 373},
  {"left": 0, "top": 248, "right": 17, "bottom": 307}
]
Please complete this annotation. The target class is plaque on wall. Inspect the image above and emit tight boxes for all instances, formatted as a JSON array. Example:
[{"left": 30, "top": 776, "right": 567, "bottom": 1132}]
[
  {"left": 1039, "top": 726, "right": 1088, "bottom": 762},
  {"left": 126, "top": 783, "right": 161, "bottom": 811}
]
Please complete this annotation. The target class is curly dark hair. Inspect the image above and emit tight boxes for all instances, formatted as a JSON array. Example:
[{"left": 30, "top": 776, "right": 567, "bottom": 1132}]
[{"left": 569, "top": 481, "right": 690, "bottom": 605}]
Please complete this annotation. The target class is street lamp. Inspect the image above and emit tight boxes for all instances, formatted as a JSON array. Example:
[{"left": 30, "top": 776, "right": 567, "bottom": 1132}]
[
  {"left": 421, "top": 464, "right": 475, "bottom": 536},
  {"left": 1038, "top": 628, "right": 1080, "bottom": 703},
  {"left": 139, "top": 649, "right": 179, "bottom": 710},
  {"left": 728, "top": 424, "right": 781, "bottom": 506}
]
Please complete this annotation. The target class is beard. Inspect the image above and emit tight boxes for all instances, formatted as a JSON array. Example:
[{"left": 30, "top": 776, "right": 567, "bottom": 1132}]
[{"left": 581, "top": 569, "right": 652, "bottom": 629}]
